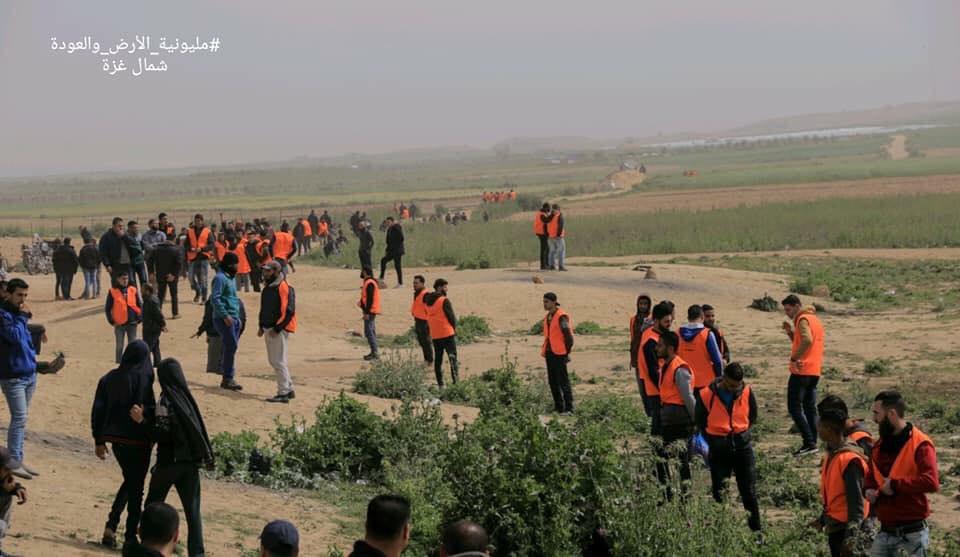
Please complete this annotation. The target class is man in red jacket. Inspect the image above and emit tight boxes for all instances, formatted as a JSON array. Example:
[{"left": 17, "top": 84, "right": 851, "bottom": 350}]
[{"left": 864, "top": 390, "right": 938, "bottom": 556}]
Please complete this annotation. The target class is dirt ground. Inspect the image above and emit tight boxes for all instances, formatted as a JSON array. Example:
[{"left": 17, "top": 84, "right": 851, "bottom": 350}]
[
  {"left": 886, "top": 134, "right": 909, "bottom": 160},
  {"left": 2, "top": 237, "right": 959, "bottom": 554},
  {"left": 503, "top": 174, "right": 960, "bottom": 218}
]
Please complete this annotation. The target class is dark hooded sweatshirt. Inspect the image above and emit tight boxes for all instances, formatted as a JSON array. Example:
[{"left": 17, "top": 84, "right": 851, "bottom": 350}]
[
  {"left": 151, "top": 359, "right": 215, "bottom": 467},
  {"left": 91, "top": 340, "right": 156, "bottom": 446}
]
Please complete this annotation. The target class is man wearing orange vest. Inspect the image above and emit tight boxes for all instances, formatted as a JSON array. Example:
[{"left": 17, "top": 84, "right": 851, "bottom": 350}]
[
  {"left": 638, "top": 301, "right": 674, "bottom": 435},
  {"left": 534, "top": 203, "right": 550, "bottom": 271},
  {"left": 702, "top": 304, "right": 731, "bottom": 363},
  {"left": 695, "top": 362, "right": 760, "bottom": 532},
  {"left": 186, "top": 214, "right": 214, "bottom": 304},
  {"left": 258, "top": 261, "right": 297, "bottom": 404},
  {"left": 410, "top": 275, "right": 433, "bottom": 366},
  {"left": 812, "top": 407, "right": 870, "bottom": 556},
  {"left": 655, "top": 330, "right": 696, "bottom": 497},
  {"left": 104, "top": 273, "right": 142, "bottom": 364},
  {"left": 423, "top": 279, "right": 459, "bottom": 387},
  {"left": 541, "top": 292, "right": 574, "bottom": 414},
  {"left": 817, "top": 395, "right": 874, "bottom": 457},
  {"left": 358, "top": 267, "right": 381, "bottom": 361},
  {"left": 865, "top": 391, "right": 939, "bottom": 556},
  {"left": 628, "top": 294, "right": 653, "bottom": 393},
  {"left": 226, "top": 233, "right": 251, "bottom": 293},
  {"left": 272, "top": 223, "right": 296, "bottom": 275},
  {"left": 781, "top": 294, "right": 825, "bottom": 457},
  {"left": 678, "top": 305, "right": 724, "bottom": 391},
  {"left": 545, "top": 204, "right": 567, "bottom": 272}
]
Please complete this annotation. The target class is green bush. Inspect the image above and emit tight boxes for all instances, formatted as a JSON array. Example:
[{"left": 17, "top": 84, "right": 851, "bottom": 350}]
[
  {"left": 529, "top": 320, "right": 544, "bottom": 335},
  {"left": 574, "top": 320, "right": 604, "bottom": 335},
  {"left": 750, "top": 294, "right": 779, "bottom": 312},
  {"left": 353, "top": 352, "right": 429, "bottom": 400},
  {"left": 456, "top": 314, "right": 491, "bottom": 344},
  {"left": 756, "top": 450, "right": 820, "bottom": 508},
  {"left": 210, "top": 430, "right": 260, "bottom": 477},
  {"left": 863, "top": 358, "right": 894, "bottom": 375},
  {"left": 272, "top": 393, "right": 388, "bottom": 480}
]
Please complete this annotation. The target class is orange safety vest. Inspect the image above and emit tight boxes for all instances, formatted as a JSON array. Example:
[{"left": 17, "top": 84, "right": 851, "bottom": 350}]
[
  {"left": 229, "top": 240, "right": 250, "bottom": 274},
  {"left": 273, "top": 232, "right": 295, "bottom": 261},
  {"left": 277, "top": 280, "right": 297, "bottom": 333},
  {"left": 186, "top": 227, "right": 211, "bottom": 261},
  {"left": 215, "top": 241, "right": 227, "bottom": 263},
  {"left": 360, "top": 278, "right": 381, "bottom": 315},
  {"left": 303, "top": 221, "right": 312, "bottom": 237},
  {"left": 679, "top": 328, "right": 716, "bottom": 389},
  {"left": 701, "top": 384, "right": 751, "bottom": 436},
  {"left": 410, "top": 289, "right": 429, "bottom": 320},
  {"left": 534, "top": 212, "right": 547, "bottom": 235},
  {"left": 638, "top": 328, "right": 663, "bottom": 396},
  {"left": 509, "top": 191, "right": 517, "bottom": 200},
  {"left": 426, "top": 295, "right": 455, "bottom": 340},
  {"left": 254, "top": 240, "right": 271, "bottom": 264},
  {"left": 546, "top": 212, "right": 565, "bottom": 238},
  {"left": 848, "top": 429, "right": 872, "bottom": 445},
  {"left": 659, "top": 356, "right": 693, "bottom": 407},
  {"left": 318, "top": 221, "right": 329, "bottom": 236},
  {"left": 791, "top": 311, "right": 824, "bottom": 376},
  {"left": 110, "top": 286, "right": 141, "bottom": 325},
  {"left": 871, "top": 427, "right": 935, "bottom": 487},
  {"left": 541, "top": 308, "right": 572, "bottom": 357},
  {"left": 401, "top": 208, "right": 410, "bottom": 220},
  {"left": 821, "top": 448, "right": 871, "bottom": 523},
  {"left": 163, "top": 223, "right": 176, "bottom": 239}
]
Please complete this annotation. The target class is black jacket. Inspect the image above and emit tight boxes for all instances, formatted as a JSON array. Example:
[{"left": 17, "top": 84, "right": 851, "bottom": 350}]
[
  {"left": 259, "top": 277, "right": 296, "bottom": 332},
  {"left": 149, "top": 243, "right": 183, "bottom": 280},
  {"left": 348, "top": 541, "right": 388, "bottom": 557},
  {"left": 78, "top": 244, "right": 100, "bottom": 270},
  {"left": 385, "top": 224, "right": 405, "bottom": 255},
  {"left": 52, "top": 244, "right": 79, "bottom": 275},
  {"left": 98, "top": 230, "right": 138, "bottom": 270},
  {"left": 358, "top": 229, "right": 374, "bottom": 254},
  {"left": 91, "top": 341, "right": 156, "bottom": 445},
  {"left": 142, "top": 295, "right": 166, "bottom": 337},
  {"left": 308, "top": 213, "right": 320, "bottom": 232}
]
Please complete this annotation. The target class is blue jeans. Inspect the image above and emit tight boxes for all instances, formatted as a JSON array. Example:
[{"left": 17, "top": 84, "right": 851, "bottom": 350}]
[
  {"left": 82, "top": 268, "right": 97, "bottom": 298},
  {"left": 870, "top": 527, "right": 929, "bottom": 557},
  {"left": 363, "top": 315, "right": 378, "bottom": 355},
  {"left": 787, "top": 374, "right": 819, "bottom": 447},
  {"left": 190, "top": 259, "right": 210, "bottom": 299},
  {"left": 114, "top": 323, "right": 139, "bottom": 364},
  {"left": 212, "top": 317, "right": 240, "bottom": 380},
  {"left": 0, "top": 375, "right": 37, "bottom": 462},
  {"left": 94, "top": 267, "right": 102, "bottom": 297}
]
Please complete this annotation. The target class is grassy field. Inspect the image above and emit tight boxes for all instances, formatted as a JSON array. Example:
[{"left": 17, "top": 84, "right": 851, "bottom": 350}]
[{"left": 308, "top": 192, "right": 960, "bottom": 270}]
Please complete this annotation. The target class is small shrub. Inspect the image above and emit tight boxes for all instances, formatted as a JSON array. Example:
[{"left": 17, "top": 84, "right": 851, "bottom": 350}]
[
  {"left": 750, "top": 293, "right": 779, "bottom": 312},
  {"left": 389, "top": 326, "right": 417, "bottom": 347},
  {"left": 756, "top": 451, "right": 819, "bottom": 508},
  {"left": 210, "top": 430, "right": 260, "bottom": 478},
  {"left": 529, "top": 320, "right": 544, "bottom": 335},
  {"left": 863, "top": 358, "right": 894, "bottom": 375},
  {"left": 456, "top": 314, "right": 491, "bottom": 344},
  {"left": 574, "top": 320, "right": 604, "bottom": 335},
  {"left": 741, "top": 363, "right": 759, "bottom": 378},
  {"left": 822, "top": 366, "right": 842, "bottom": 379},
  {"left": 353, "top": 352, "right": 428, "bottom": 400}
]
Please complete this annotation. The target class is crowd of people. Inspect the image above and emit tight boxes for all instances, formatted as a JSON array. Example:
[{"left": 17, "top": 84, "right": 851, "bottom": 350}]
[
  {"left": 0, "top": 199, "right": 946, "bottom": 556},
  {"left": 481, "top": 189, "right": 517, "bottom": 203}
]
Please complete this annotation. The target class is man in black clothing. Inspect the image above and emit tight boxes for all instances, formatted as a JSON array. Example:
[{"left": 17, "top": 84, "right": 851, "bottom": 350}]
[
  {"left": 150, "top": 241, "right": 182, "bottom": 319},
  {"left": 99, "top": 217, "right": 136, "bottom": 278},
  {"left": 423, "top": 279, "right": 459, "bottom": 387},
  {"left": 79, "top": 238, "right": 101, "bottom": 299},
  {"left": 695, "top": 362, "right": 761, "bottom": 532},
  {"left": 245, "top": 230, "right": 267, "bottom": 293},
  {"left": 91, "top": 340, "right": 156, "bottom": 551},
  {"left": 349, "top": 495, "right": 411, "bottom": 557},
  {"left": 536, "top": 203, "right": 551, "bottom": 270},
  {"left": 141, "top": 283, "right": 166, "bottom": 367},
  {"left": 357, "top": 221, "right": 374, "bottom": 271},
  {"left": 379, "top": 217, "right": 404, "bottom": 287},
  {"left": 52, "top": 237, "right": 79, "bottom": 300},
  {"left": 308, "top": 210, "right": 320, "bottom": 241}
]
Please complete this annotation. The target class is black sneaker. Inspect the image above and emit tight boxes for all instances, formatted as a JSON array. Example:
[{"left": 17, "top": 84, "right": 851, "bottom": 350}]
[
  {"left": 220, "top": 379, "right": 243, "bottom": 391},
  {"left": 101, "top": 527, "right": 117, "bottom": 549},
  {"left": 792, "top": 445, "right": 818, "bottom": 457},
  {"left": 286, "top": 390, "right": 295, "bottom": 400},
  {"left": 193, "top": 294, "right": 200, "bottom": 303},
  {"left": 363, "top": 353, "right": 379, "bottom": 361},
  {"left": 266, "top": 394, "right": 290, "bottom": 404}
]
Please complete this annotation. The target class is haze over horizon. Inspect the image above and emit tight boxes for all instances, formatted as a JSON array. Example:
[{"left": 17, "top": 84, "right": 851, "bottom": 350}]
[{"left": 2, "top": 0, "right": 959, "bottom": 178}]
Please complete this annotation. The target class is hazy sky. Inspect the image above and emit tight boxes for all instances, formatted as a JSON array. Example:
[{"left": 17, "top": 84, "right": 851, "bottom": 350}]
[{"left": 1, "top": 0, "right": 958, "bottom": 177}]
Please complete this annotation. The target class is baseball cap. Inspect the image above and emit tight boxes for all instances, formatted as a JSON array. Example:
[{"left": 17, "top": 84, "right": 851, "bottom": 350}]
[
  {"left": 0, "top": 447, "right": 21, "bottom": 471},
  {"left": 262, "top": 260, "right": 282, "bottom": 272},
  {"left": 261, "top": 520, "right": 299, "bottom": 553}
]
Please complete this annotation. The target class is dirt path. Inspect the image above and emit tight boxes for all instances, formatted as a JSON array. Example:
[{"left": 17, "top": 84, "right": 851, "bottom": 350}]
[
  {"left": 3, "top": 242, "right": 959, "bottom": 554},
  {"left": 886, "top": 134, "right": 909, "bottom": 160},
  {"left": 505, "top": 174, "right": 960, "bottom": 219}
]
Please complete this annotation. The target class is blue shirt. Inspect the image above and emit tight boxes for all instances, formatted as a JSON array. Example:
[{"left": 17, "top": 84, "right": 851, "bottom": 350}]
[
  {"left": 210, "top": 271, "right": 240, "bottom": 320},
  {"left": 0, "top": 304, "right": 37, "bottom": 379}
]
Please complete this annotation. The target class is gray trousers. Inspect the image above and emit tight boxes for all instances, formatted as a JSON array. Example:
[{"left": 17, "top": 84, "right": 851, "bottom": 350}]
[
  {"left": 206, "top": 335, "right": 223, "bottom": 373},
  {"left": 114, "top": 323, "right": 139, "bottom": 363},
  {"left": 265, "top": 330, "right": 293, "bottom": 395},
  {"left": 548, "top": 237, "right": 566, "bottom": 269}
]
